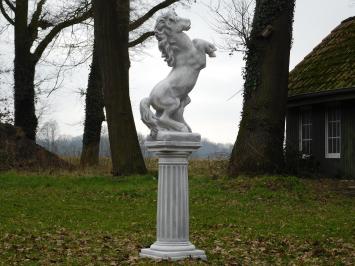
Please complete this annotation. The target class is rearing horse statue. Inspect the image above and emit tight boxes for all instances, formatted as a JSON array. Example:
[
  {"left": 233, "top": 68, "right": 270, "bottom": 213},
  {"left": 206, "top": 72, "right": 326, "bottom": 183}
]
[{"left": 140, "top": 11, "right": 216, "bottom": 138}]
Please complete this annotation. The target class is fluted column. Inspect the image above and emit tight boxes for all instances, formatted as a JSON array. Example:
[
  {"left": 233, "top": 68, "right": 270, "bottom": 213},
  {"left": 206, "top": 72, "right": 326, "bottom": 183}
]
[
  {"left": 140, "top": 133, "right": 207, "bottom": 261},
  {"left": 157, "top": 153, "right": 189, "bottom": 243}
]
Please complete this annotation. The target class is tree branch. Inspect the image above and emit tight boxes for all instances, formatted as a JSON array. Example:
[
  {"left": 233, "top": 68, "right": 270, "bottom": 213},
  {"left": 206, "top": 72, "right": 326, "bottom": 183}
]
[
  {"left": 4, "top": 0, "right": 14, "bottom": 11},
  {"left": 128, "top": 0, "right": 179, "bottom": 31},
  {"left": 28, "top": 0, "right": 48, "bottom": 43},
  {"left": 209, "top": 0, "right": 253, "bottom": 53},
  {"left": 29, "top": 0, "right": 46, "bottom": 28},
  {"left": 32, "top": 8, "right": 92, "bottom": 63},
  {"left": 129, "top": 31, "right": 155, "bottom": 47},
  {"left": 0, "top": 0, "right": 14, "bottom": 25}
]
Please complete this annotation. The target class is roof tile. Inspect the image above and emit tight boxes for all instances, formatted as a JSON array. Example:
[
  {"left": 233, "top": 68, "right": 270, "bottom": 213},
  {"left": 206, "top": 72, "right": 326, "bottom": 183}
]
[{"left": 288, "top": 16, "right": 355, "bottom": 97}]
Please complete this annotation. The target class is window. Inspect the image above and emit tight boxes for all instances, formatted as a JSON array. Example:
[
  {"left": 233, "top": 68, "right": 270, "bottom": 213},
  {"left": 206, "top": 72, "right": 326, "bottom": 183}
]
[
  {"left": 299, "top": 109, "right": 312, "bottom": 156},
  {"left": 325, "top": 108, "right": 341, "bottom": 158}
]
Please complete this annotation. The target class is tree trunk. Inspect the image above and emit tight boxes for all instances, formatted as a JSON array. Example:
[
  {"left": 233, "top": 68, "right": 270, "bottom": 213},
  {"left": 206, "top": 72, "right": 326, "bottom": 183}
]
[
  {"left": 228, "top": 0, "right": 295, "bottom": 176},
  {"left": 14, "top": 0, "right": 37, "bottom": 140},
  {"left": 80, "top": 43, "right": 105, "bottom": 167},
  {"left": 93, "top": 0, "right": 147, "bottom": 175}
]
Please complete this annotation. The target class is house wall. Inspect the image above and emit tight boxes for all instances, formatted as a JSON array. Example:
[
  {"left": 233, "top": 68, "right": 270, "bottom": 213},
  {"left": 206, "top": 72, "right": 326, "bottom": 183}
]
[
  {"left": 342, "top": 101, "right": 355, "bottom": 178},
  {"left": 285, "top": 108, "right": 299, "bottom": 153},
  {"left": 286, "top": 100, "right": 355, "bottom": 178}
]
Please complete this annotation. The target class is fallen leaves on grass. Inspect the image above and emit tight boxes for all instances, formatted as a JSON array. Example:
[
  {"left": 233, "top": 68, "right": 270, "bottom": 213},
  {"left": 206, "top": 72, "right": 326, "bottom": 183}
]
[{"left": 1, "top": 228, "right": 354, "bottom": 265}]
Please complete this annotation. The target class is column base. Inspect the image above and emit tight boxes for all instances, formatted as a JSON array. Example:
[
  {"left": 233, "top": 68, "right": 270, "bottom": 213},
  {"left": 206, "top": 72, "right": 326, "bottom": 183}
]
[{"left": 139, "top": 241, "right": 207, "bottom": 261}]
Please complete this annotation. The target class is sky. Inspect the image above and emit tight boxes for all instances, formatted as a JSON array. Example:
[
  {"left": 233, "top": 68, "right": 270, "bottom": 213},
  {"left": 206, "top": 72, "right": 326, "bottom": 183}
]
[{"left": 1, "top": 0, "right": 354, "bottom": 144}]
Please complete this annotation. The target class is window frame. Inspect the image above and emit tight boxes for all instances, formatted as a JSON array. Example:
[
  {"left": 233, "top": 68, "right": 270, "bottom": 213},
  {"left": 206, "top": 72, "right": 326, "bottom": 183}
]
[
  {"left": 299, "top": 108, "right": 312, "bottom": 158},
  {"left": 325, "top": 107, "right": 341, "bottom": 159}
]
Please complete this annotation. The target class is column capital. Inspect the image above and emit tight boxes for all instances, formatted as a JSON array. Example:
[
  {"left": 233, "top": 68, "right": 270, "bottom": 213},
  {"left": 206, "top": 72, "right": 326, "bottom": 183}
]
[{"left": 145, "top": 132, "right": 201, "bottom": 154}]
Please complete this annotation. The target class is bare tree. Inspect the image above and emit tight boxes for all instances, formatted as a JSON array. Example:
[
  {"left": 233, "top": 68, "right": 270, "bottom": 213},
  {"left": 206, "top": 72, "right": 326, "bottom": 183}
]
[
  {"left": 228, "top": 0, "right": 296, "bottom": 176},
  {"left": 38, "top": 119, "right": 59, "bottom": 152},
  {"left": 0, "top": 97, "right": 12, "bottom": 123},
  {"left": 80, "top": 41, "right": 104, "bottom": 167},
  {"left": 0, "top": 0, "right": 92, "bottom": 140},
  {"left": 0, "top": 67, "right": 13, "bottom": 123},
  {"left": 209, "top": 0, "right": 254, "bottom": 54},
  {"left": 93, "top": 0, "right": 141, "bottom": 175}
]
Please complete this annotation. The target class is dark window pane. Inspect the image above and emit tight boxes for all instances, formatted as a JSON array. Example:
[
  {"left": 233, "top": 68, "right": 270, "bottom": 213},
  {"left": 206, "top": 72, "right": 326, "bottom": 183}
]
[
  {"left": 334, "top": 122, "right": 339, "bottom": 137},
  {"left": 326, "top": 108, "right": 341, "bottom": 155},
  {"left": 336, "top": 138, "right": 340, "bottom": 153},
  {"left": 300, "top": 110, "right": 312, "bottom": 155},
  {"left": 304, "top": 141, "right": 309, "bottom": 155},
  {"left": 328, "top": 139, "right": 332, "bottom": 153}
]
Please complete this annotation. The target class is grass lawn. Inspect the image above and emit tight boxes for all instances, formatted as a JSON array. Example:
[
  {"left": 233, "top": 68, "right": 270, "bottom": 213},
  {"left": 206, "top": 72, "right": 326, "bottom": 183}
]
[{"left": 0, "top": 170, "right": 354, "bottom": 265}]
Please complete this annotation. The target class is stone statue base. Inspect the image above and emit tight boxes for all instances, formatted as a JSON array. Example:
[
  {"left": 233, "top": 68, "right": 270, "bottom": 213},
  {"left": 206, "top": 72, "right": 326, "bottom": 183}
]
[{"left": 139, "top": 132, "right": 207, "bottom": 261}]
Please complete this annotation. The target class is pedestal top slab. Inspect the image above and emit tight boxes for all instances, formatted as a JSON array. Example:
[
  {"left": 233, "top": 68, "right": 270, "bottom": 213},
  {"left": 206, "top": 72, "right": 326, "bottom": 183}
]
[
  {"left": 146, "top": 132, "right": 201, "bottom": 152},
  {"left": 147, "top": 131, "right": 201, "bottom": 142}
]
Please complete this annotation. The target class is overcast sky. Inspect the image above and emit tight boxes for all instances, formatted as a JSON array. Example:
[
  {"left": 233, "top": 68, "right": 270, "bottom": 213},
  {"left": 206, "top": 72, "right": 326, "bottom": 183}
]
[{"left": 1, "top": 0, "right": 354, "bottom": 143}]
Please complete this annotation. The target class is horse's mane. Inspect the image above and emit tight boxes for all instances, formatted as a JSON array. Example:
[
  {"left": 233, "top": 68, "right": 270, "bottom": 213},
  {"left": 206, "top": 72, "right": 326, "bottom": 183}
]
[{"left": 154, "top": 12, "right": 177, "bottom": 67}]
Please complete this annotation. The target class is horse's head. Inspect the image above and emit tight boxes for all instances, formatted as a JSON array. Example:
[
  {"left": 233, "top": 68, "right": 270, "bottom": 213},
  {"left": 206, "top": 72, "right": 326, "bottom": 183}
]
[
  {"left": 154, "top": 11, "right": 192, "bottom": 67},
  {"left": 155, "top": 11, "right": 191, "bottom": 36}
]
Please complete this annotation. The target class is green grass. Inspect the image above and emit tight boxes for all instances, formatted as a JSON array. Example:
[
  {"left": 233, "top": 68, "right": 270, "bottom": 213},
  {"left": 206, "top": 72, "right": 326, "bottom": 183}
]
[{"left": 0, "top": 171, "right": 354, "bottom": 265}]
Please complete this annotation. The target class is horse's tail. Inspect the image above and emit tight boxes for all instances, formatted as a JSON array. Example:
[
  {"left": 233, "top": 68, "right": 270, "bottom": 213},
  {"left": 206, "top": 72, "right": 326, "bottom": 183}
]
[{"left": 140, "top": 97, "right": 156, "bottom": 130}]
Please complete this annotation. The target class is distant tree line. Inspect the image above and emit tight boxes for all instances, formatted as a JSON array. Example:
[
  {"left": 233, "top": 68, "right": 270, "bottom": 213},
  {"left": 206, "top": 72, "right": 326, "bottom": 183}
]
[{"left": 37, "top": 124, "right": 232, "bottom": 159}]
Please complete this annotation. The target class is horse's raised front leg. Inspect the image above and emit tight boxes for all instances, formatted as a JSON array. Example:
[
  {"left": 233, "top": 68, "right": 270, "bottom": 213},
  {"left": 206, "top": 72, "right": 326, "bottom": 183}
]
[
  {"left": 193, "top": 39, "right": 217, "bottom": 57},
  {"left": 204, "top": 41, "right": 216, "bottom": 57}
]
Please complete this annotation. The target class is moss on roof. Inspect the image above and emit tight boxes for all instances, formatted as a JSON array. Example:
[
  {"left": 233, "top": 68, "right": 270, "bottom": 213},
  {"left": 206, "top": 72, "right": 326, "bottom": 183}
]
[{"left": 288, "top": 16, "right": 355, "bottom": 97}]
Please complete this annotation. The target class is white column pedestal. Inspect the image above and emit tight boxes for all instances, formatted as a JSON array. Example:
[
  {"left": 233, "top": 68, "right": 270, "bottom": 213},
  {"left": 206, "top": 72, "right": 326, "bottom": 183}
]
[{"left": 140, "top": 132, "right": 207, "bottom": 261}]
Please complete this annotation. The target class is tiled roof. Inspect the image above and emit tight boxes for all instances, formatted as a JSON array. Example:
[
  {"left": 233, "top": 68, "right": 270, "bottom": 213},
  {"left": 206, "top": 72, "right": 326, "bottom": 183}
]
[{"left": 288, "top": 16, "right": 355, "bottom": 97}]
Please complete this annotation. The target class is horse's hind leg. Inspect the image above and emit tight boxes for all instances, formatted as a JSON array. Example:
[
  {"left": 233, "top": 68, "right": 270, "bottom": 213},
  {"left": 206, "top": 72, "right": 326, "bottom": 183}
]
[
  {"left": 173, "top": 96, "right": 192, "bottom": 132},
  {"left": 158, "top": 98, "right": 189, "bottom": 132}
]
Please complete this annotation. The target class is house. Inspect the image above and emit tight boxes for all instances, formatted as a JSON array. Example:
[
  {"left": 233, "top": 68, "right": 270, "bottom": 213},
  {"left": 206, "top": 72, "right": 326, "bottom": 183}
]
[{"left": 286, "top": 17, "right": 355, "bottom": 178}]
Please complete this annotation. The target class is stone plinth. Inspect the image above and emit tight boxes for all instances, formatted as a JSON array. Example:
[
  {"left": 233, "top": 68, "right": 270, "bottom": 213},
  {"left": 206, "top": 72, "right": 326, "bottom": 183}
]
[{"left": 140, "top": 132, "right": 207, "bottom": 261}]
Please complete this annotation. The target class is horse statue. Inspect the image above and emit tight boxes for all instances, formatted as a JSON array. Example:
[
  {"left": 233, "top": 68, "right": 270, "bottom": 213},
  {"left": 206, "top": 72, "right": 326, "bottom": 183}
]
[{"left": 140, "top": 11, "right": 216, "bottom": 138}]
